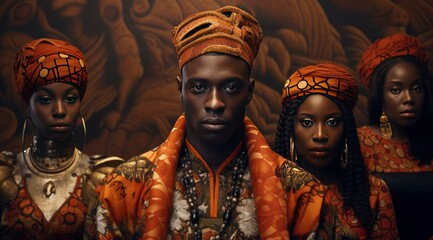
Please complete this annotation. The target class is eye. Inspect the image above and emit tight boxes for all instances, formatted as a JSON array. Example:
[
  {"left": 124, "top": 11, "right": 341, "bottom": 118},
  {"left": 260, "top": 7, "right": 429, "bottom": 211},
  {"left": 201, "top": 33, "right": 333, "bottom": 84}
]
[
  {"left": 300, "top": 119, "right": 313, "bottom": 128},
  {"left": 224, "top": 84, "right": 240, "bottom": 94},
  {"left": 38, "top": 97, "right": 52, "bottom": 104},
  {"left": 326, "top": 118, "right": 340, "bottom": 127},
  {"left": 390, "top": 88, "right": 401, "bottom": 94},
  {"left": 191, "top": 83, "right": 207, "bottom": 94},
  {"left": 413, "top": 84, "right": 423, "bottom": 92},
  {"left": 65, "top": 96, "right": 78, "bottom": 104}
]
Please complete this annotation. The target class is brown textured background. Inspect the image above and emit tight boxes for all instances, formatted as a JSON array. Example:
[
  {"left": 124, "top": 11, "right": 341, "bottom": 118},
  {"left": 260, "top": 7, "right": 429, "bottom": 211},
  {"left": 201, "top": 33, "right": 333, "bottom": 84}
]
[{"left": 0, "top": 0, "right": 432, "bottom": 160}]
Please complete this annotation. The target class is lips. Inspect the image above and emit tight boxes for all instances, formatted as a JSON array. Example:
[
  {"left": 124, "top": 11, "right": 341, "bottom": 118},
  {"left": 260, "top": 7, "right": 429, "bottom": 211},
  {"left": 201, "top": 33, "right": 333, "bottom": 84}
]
[
  {"left": 400, "top": 109, "right": 417, "bottom": 118},
  {"left": 309, "top": 147, "right": 330, "bottom": 158},
  {"left": 201, "top": 118, "right": 227, "bottom": 131},
  {"left": 49, "top": 123, "right": 71, "bottom": 131}
]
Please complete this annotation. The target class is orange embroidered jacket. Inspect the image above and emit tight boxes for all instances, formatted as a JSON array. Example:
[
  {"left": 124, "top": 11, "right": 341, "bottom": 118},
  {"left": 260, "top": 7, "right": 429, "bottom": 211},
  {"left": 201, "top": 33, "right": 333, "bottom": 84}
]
[{"left": 86, "top": 115, "right": 324, "bottom": 239}]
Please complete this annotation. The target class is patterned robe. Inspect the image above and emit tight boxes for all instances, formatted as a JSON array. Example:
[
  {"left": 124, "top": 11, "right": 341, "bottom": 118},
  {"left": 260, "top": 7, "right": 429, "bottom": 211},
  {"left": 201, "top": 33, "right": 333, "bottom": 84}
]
[
  {"left": 86, "top": 115, "right": 325, "bottom": 239},
  {"left": 358, "top": 126, "right": 433, "bottom": 239}
]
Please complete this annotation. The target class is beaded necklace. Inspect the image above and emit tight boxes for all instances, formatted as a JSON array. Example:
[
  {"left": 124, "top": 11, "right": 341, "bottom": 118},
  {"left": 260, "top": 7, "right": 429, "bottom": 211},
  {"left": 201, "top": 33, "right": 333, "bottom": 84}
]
[{"left": 179, "top": 146, "right": 248, "bottom": 239}]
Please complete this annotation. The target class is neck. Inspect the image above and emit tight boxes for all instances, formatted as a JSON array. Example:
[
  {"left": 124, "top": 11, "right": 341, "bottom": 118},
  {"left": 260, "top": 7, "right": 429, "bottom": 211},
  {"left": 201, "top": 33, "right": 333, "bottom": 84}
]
[
  {"left": 299, "top": 159, "right": 341, "bottom": 185},
  {"left": 389, "top": 122, "right": 411, "bottom": 143},
  {"left": 186, "top": 129, "right": 244, "bottom": 173},
  {"left": 31, "top": 135, "right": 75, "bottom": 158}
]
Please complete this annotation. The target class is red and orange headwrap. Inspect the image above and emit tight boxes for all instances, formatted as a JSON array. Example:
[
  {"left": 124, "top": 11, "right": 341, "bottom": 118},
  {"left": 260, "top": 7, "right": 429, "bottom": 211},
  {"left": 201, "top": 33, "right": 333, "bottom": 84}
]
[
  {"left": 172, "top": 5, "right": 263, "bottom": 69},
  {"left": 14, "top": 38, "right": 87, "bottom": 103},
  {"left": 358, "top": 34, "right": 427, "bottom": 88},
  {"left": 281, "top": 63, "right": 358, "bottom": 108}
]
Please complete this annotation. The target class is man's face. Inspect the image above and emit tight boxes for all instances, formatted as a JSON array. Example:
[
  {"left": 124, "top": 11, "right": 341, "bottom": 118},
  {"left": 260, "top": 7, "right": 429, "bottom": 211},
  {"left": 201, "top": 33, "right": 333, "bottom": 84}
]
[{"left": 178, "top": 54, "right": 254, "bottom": 146}]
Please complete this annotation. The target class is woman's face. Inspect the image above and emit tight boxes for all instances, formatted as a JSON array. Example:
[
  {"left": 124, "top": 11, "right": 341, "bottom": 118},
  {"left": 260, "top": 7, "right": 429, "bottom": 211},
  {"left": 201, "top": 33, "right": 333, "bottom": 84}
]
[
  {"left": 28, "top": 82, "right": 81, "bottom": 142},
  {"left": 294, "top": 94, "right": 345, "bottom": 169},
  {"left": 382, "top": 61, "right": 425, "bottom": 128}
]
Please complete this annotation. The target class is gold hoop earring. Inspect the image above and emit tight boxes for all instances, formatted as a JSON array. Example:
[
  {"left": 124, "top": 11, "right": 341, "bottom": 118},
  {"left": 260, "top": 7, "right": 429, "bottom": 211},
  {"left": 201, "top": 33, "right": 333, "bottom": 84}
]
[
  {"left": 78, "top": 117, "right": 87, "bottom": 152},
  {"left": 290, "top": 137, "right": 297, "bottom": 162},
  {"left": 81, "top": 117, "right": 87, "bottom": 151},
  {"left": 21, "top": 118, "right": 30, "bottom": 162},
  {"left": 380, "top": 109, "right": 392, "bottom": 139},
  {"left": 341, "top": 139, "right": 348, "bottom": 169},
  {"left": 21, "top": 118, "right": 28, "bottom": 153}
]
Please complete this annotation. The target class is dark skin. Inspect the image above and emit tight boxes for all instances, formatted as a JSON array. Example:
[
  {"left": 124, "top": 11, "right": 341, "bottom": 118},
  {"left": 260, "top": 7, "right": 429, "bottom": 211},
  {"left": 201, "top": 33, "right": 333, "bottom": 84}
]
[
  {"left": 294, "top": 94, "right": 345, "bottom": 185},
  {"left": 177, "top": 53, "right": 254, "bottom": 173},
  {"left": 27, "top": 82, "right": 81, "bottom": 158},
  {"left": 371, "top": 62, "right": 424, "bottom": 142}
]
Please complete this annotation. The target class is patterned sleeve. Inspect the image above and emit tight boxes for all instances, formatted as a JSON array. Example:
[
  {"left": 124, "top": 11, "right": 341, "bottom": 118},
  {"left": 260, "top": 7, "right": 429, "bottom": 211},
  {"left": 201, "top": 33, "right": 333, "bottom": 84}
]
[
  {"left": 84, "top": 156, "right": 155, "bottom": 240},
  {"left": 278, "top": 159, "right": 325, "bottom": 238},
  {"left": 369, "top": 176, "right": 399, "bottom": 239}
]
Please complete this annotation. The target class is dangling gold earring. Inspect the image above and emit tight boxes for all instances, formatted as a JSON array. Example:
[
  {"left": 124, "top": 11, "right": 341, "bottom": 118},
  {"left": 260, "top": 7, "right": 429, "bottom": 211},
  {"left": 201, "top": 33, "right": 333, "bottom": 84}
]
[
  {"left": 380, "top": 109, "right": 392, "bottom": 139},
  {"left": 341, "top": 139, "right": 348, "bottom": 169},
  {"left": 290, "top": 137, "right": 297, "bottom": 162}
]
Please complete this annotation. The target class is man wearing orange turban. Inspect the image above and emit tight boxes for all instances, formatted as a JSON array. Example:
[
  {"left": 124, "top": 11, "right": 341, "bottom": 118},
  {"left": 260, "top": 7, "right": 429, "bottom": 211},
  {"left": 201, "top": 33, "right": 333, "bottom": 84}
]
[
  {"left": 86, "top": 6, "right": 324, "bottom": 239},
  {"left": 276, "top": 63, "right": 398, "bottom": 239}
]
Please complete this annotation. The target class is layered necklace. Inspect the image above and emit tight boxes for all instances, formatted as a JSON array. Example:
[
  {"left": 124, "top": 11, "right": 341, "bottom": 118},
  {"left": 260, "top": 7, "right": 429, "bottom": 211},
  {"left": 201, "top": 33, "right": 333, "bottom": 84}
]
[{"left": 179, "top": 146, "right": 248, "bottom": 240}]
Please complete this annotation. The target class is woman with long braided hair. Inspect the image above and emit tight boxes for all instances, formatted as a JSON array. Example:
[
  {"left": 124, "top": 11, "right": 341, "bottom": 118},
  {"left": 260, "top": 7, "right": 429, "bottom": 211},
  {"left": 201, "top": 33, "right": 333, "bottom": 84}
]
[{"left": 275, "top": 63, "right": 398, "bottom": 239}]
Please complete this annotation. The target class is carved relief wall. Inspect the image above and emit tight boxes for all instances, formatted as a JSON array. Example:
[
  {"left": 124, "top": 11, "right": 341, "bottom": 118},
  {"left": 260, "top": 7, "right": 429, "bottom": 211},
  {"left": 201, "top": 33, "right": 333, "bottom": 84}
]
[{"left": 0, "top": 0, "right": 432, "bottom": 159}]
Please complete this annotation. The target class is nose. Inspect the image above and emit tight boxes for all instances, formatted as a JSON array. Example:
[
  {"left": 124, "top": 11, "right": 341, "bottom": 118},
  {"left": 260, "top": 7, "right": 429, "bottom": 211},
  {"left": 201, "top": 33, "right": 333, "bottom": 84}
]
[
  {"left": 53, "top": 99, "right": 67, "bottom": 118},
  {"left": 402, "top": 89, "right": 415, "bottom": 105},
  {"left": 205, "top": 88, "right": 225, "bottom": 114},
  {"left": 312, "top": 123, "right": 328, "bottom": 143}
]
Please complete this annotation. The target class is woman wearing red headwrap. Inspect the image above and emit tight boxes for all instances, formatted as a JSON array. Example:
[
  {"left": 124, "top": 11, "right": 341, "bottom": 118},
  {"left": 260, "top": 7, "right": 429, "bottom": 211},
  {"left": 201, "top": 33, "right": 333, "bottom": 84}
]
[
  {"left": 0, "top": 38, "right": 123, "bottom": 239},
  {"left": 275, "top": 63, "right": 399, "bottom": 239},
  {"left": 357, "top": 34, "right": 433, "bottom": 239}
]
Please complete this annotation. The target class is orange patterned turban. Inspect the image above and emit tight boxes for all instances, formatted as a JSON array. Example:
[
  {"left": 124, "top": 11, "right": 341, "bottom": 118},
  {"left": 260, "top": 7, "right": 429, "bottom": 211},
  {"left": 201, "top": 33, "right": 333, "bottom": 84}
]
[
  {"left": 14, "top": 38, "right": 87, "bottom": 103},
  {"left": 281, "top": 63, "right": 358, "bottom": 108},
  {"left": 172, "top": 5, "right": 263, "bottom": 69},
  {"left": 358, "top": 34, "right": 427, "bottom": 88}
]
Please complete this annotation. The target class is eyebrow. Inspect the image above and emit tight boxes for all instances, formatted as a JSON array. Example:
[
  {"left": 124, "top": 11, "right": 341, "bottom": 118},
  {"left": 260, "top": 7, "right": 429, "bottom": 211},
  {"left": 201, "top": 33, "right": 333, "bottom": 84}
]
[
  {"left": 297, "top": 112, "right": 342, "bottom": 118},
  {"left": 35, "top": 86, "right": 78, "bottom": 95},
  {"left": 389, "top": 78, "right": 422, "bottom": 84}
]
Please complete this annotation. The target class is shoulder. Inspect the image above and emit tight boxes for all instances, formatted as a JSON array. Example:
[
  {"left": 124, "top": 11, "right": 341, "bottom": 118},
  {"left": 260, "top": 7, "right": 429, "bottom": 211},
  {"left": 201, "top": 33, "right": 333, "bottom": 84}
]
[
  {"left": 81, "top": 154, "right": 124, "bottom": 204},
  {"left": 107, "top": 149, "right": 158, "bottom": 183},
  {"left": 277, "top": 158, "right": 322, "bottom": 192},
  {"left": 357, "top": 125, "right": 382, "bottom": 147},
  {"left": 368, "top": 175, "right": 393, "bottom": 201},
  {"left": 0, "top": 151, "right": 19, "bottom": 208},
  {"left": 0, "top": 151, "right": 16, "bottom": 165},
  {"left": 86, "top": 154, "right": 124, "bottom": 182}
]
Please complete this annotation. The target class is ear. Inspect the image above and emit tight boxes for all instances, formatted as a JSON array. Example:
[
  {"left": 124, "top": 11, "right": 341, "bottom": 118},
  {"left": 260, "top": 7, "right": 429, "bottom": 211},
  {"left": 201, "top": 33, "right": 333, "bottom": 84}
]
[{"left": 247, "top": 77, "right": 255, "bottom": 104}]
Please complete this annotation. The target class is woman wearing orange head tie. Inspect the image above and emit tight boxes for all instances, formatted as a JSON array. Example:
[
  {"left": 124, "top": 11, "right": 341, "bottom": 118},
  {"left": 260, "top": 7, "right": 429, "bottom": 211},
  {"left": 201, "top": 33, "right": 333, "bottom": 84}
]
[
  {"left": 275, "top": 63, "right": 399, "bottom": 239},
  {"left": 0, "top": 38, "right": 122, "bottom": 239},
  {"left": 357, "top": 34, "right": 433, "bottom": 239}
]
